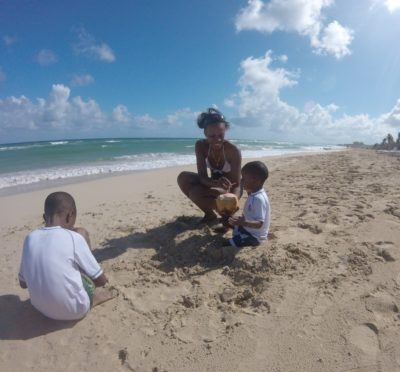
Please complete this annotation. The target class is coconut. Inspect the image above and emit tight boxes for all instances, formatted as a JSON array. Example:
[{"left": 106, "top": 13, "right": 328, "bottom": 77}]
[{"left": 216, "top": 193, "right": 239, "bottom": 216}]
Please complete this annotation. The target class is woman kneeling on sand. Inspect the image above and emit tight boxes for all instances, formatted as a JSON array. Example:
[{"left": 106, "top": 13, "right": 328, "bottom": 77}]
[{"left": 177, "top": 108, "right": 242, "bottom": 225}]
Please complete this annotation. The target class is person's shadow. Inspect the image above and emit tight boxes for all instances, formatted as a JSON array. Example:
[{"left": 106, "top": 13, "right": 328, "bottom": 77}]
[
  {"left": 1, "top": 217, "right": 234, "bottom": 341},
  {"left": 93, "top": 215, "right": 232, "bottom": 273},
  {"left": 0, "top": 294, "right": 77, "bottom": 340}
]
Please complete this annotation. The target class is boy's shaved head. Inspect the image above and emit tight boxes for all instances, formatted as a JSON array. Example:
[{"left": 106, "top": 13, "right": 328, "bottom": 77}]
[
  {"left": 242, "top": 161, "right": 269, "bottom": 182},
  {"left": 44, "top": 191, "right": 76, "bottom": 218}
]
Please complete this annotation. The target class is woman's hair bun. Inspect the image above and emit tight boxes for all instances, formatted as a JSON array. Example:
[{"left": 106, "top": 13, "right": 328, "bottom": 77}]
[{"left": 197, "top": 108, "right": 229, "bottom": 129}]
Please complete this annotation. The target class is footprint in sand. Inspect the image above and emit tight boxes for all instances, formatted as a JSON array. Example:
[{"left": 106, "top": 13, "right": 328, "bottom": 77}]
[
  {"left": 375, "top": 241, "right": 398, "bottom": 262},
  {"left": 365, "top": 292, "right": 399, "bottom": 323},
  {"left": 297, "top": 222, "right": 322, "bottom": 234},
  {"left": 311, "top": 295, "right": 333, "bottom": 317},
  {"left": 348, "top": 323, "right": 380, "bottom": 360},
  {"left": 384, "top": 205, "right": 400, "bottom": 219}
]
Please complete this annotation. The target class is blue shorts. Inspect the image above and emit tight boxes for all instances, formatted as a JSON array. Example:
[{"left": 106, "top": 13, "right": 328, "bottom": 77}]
[{"left": 229, "top": 226, "right": 260, "bottom": 248}]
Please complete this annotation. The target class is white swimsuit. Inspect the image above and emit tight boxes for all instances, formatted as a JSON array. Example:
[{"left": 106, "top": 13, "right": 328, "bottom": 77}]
[{"left": 205, "top": 143, "right": 231, "bottom": 178}]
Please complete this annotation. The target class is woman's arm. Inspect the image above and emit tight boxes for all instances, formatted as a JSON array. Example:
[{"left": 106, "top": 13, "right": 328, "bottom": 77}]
[
  {"left": 226, "top": 143, "right": 242, "bottom": 197},
  {"left": 195, "top": 141, "right": 217, "bottom": 188}
]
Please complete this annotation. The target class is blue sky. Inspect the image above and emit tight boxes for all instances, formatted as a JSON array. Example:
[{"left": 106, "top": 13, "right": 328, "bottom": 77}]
[{"left": 1, "top": 0, "right": 400, "bottom": 144}]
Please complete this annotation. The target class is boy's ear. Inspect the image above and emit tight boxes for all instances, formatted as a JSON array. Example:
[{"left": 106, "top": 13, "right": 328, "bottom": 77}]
[{"left": 66, "top": 210, "right": 75, "bottom": 224}]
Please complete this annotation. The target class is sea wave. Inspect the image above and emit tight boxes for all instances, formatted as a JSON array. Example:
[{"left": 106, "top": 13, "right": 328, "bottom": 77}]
[
  {"left": 0, "top": 145, "right": 344, "bottom": 190},
  {"left": 0, "top": 144, "right": 45, "bottom": 151},
  {"left": 50, "top": 141, "right": 69, "bottom": 145},
  {"left": 0, "top": 153, "right": 196, "bottom": 190},
  {"left": 0, "top": 141, "right": 69, "bottom": 151}
]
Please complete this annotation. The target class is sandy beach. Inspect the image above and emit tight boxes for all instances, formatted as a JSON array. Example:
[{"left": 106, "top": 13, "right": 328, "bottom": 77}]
[{"left": 1, "top": 149, "right": 400, "bottom": 371}]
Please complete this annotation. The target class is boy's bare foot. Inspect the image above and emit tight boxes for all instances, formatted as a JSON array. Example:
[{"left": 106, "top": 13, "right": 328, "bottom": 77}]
[{"left": 92, "top": 288, "right": 117, "bottom": 307}]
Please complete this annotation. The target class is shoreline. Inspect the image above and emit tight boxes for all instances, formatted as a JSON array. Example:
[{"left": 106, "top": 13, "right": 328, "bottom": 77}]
[{"left": 0, "top": 148, "right": 346, "bottom": 197}]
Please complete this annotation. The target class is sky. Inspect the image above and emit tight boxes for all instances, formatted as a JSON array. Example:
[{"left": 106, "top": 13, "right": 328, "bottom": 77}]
[{"left": 1, "top": 0, "right": 400, "bottom": 144}]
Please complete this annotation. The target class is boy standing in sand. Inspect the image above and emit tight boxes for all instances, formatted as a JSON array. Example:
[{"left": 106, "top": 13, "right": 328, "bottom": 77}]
[
  {"left": 18, "top": 192, "right": 114, "bottom": 321},
  {"left": 228, "top": 161, "right": 270, "bottom": 247}
]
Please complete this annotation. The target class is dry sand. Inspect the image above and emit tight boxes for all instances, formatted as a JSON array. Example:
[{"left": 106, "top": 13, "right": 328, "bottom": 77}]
[{"left": 1, "top": 149, "right": 400, "bottom": 371}]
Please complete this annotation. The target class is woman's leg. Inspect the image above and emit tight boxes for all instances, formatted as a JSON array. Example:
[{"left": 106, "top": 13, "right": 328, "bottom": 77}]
[
  {"left": 73, "top": 227, "right": 92, "bottom": 249},
  {"left": 177, "top": 171, "right": 220, "bottom": 222}
]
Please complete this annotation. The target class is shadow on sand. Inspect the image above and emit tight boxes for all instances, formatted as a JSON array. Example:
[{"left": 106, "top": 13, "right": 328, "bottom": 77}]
[
  {"left": 0, "top": 294, "right": 78, "bottom": 341},
  {"left": 93, "top": 216, "right": 236, "bottom": 273}
]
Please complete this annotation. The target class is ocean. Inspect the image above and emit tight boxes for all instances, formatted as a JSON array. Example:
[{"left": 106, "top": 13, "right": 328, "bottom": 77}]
[{"left": 0, "top": 138, "right": 343, "bottom": 193}]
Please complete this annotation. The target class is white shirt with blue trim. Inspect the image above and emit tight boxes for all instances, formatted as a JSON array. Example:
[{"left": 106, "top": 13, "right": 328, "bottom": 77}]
[
  {"left": 19, "top": 226, "right": 103, "bottom": 320},
  {"left": 243, "top": 188, "right": 271, "bottom": 241}
]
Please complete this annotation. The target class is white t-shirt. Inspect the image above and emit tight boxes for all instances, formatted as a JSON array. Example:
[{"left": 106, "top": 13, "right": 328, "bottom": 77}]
[
  {"left": 19, "top": 226, "right": 103, "bottom": 320},
  {"left": 243, "top": 188, "right": 271, "bottom": 241}
]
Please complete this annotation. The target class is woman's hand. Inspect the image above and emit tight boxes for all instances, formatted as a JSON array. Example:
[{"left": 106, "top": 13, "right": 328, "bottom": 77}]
[{"left": 216, "top": 177, "right": 233, "bottom": 191}]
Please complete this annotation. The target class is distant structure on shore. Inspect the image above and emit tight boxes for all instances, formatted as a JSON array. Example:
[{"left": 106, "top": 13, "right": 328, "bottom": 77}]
[
  {"left": 342, "top": 132, "right": 400, "bottom": 151},
  {"left": 343, "top": 141, "right": 371, "bottom": 149},
  {"left": 373, "top": 133, "right": 400, "bottom": 151}
]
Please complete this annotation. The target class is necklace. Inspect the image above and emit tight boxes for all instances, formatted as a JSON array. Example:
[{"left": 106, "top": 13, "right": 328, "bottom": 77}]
[{"left": 208, "top": 145, "right": 224, "bottom": 169}]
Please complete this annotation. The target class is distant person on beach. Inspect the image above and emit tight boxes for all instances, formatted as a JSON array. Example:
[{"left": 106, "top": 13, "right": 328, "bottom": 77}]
[
  {"left": 18, "top": 192, "right": 114, "bottom": 320},
  {"left": 177, "top": 108, "right": 242, "bottom": 225},
  {"left": 227, "top": 161, "right": 270, "bottom": 248}
]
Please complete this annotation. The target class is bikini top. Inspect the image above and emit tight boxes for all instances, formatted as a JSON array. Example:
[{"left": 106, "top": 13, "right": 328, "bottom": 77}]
[{"left": 205, "top": 143, "right": 232, "bottom": 174}]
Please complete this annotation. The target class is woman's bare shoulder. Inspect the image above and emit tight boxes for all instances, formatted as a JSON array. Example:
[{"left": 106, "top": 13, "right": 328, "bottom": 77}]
[
  {"left": 195, "top": 139, "right": 208, "bottom": 155},
  {"left": 224, "top": 140, "right": 241, "bottom": 156}
]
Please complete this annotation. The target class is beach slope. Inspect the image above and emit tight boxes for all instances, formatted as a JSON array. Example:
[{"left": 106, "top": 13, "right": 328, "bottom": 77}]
[{"left": 1, "top": 149, "right": 400, "bottom": 371}]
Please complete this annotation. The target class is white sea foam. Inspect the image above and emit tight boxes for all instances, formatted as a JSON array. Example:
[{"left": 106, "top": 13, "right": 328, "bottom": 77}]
[
  {"left": 50, "top": 141, "right": 69, "bottom": 145},
  {"left": 240, "top": 144, "right": 343, "bottom": 158},
  {"left": 105, "top": 140, "right": 121, "bottom": 143},
  {"left": 0, "top": 153, "right": 196, "bottom": 190},
  {"left": 0, "top": 144, "right": 44, "bottom": 151},
  {"left": 0, "top": 140, "right": 69, "bottom": 151},
  {"left": 0, "top": 145, "right": 344, "bottom": 190}
]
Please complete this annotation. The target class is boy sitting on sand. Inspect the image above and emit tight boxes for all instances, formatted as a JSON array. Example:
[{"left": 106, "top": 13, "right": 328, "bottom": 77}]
[
  {"left": 18, "top": 191, "right": 114, "bottom": 321},
  {"left": 228, "top": 161, "right": 270, "bottom": 247}
]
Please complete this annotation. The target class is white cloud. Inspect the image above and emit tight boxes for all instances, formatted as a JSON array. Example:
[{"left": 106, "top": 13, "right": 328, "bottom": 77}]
[
  {"left": 112, "top": 104, "right": 131, "bottom": 123},
  {"left": 312, "top": 21, "right": 353, "bottom": 58},
  {"left": 385, "top": 0, "right": 400, "bottom": 12},
  {"left": 380, "top": 99, "right": 400, "bottom": 127},
  {"left": 111, "top": 106, "right": 161, "bottom": 128},
  {"left": 71, "top": 74, "right": 95, "bottom": 87},
  {"left": 278, "top": 54, "right": 288, "bottom": 63},
  {"left": 228, "top": 51, "right": 398, "bottom": 143},
  {"left": 224, "top": 98, "right": 235, "bottom": 108},
  {"left": 73, "top": 27, "right": 116, "bottom": 63},
  {"left": 166, "top": 108, "right": 198, "bottom": 126},
  {"left": 0, "top": 84, "right": 105, "bottom": 133},
  {"left": 134, "top": 114, "right": 159, "bottom": 129},
  {"left": 3, "top": 35, "right": 17, "bottom": 46},
  {"left": 228, "top": 50, "right": 298, "bottom": 127},
  {"left": 2, "top": 54, "right": 398, "bottom": 144},
  {"left": 36, "top": 49, "right": 58, "bottom": 66},
  {"left": 0, "top": 85, "right": 197, "bottom": 141},
  {"left": 235, "top": 0, "right": 353, "bottom": 59},
  {"left": 0, "top": 67, "right": 6, "bottom": 82}
]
